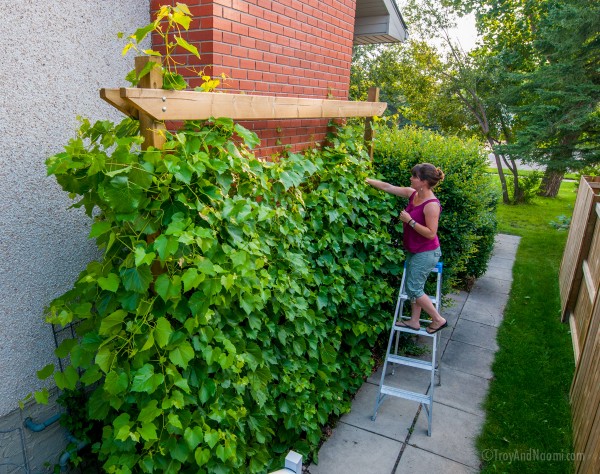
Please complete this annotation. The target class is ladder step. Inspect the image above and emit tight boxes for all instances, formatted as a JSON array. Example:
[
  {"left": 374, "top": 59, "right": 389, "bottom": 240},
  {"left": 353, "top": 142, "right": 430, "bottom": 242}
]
[
  {"left": 380, "top": 385, "right": 431, "bottom": 405},
  {"left": 386, "top": 354, "right": 434, "bottom": 370},
  {"left": 393, "top": 325, "right": 435, "bottom": 338}
]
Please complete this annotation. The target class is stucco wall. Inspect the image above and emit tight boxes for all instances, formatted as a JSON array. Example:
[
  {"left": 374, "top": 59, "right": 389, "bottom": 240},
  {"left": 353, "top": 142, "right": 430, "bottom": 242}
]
[{"left": 0, "top": 0, "right": 150, "bottom": 418}]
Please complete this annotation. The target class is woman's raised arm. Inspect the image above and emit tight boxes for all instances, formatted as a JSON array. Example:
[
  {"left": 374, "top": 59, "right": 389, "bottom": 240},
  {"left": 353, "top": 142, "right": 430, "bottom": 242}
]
[{"left": 366, "top": 178, "right": 414, "bottom": 198}]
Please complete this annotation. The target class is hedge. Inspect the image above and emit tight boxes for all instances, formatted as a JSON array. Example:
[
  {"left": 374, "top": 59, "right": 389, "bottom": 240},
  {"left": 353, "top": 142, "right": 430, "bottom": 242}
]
[{"left": 372, "top": 122, "right": 499, "bottom": 293}]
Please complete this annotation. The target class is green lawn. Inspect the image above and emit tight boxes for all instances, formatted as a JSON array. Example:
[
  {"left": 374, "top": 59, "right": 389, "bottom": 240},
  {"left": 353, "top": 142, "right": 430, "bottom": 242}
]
[{"left": 477, "top": 180, "right": 577, "bottom": 473}]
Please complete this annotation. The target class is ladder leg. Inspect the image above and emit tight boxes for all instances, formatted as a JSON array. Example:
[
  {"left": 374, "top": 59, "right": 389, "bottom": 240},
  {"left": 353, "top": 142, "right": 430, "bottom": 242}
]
[
  {"left": 391, "top": 331, "right": 397, "bottom": 376},
  {"left": 428, "top": 266, "right": 443, "bottom": 433},
  {"left": 371, "top": 393, "right": 382, "bottom": 421},
  {"left": 427, "top": 403, "right": 433, "bottom": 437},
  {"left": 372, "top": 286, "right": 404, "bottom": 421},
  {"left": 434, "top": 269, "right": 443, "bottom": 387},
  {"left": 392, "top": 280, "right": 408, "bottom": 375},
  {"left": 436, "top": 332, "right": 442, "bottom": 386},
  {"left": 427, "top": 331, "right": 437, "bottom": 436}
]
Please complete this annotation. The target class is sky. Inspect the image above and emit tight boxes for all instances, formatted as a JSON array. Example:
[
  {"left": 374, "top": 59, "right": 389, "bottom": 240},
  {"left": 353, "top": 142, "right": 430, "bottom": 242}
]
[
  {"left": 397, "top": 0, "right": 480, "bottom": 52},
  {"left": 450, "top": 12, "right": 479, "bottom": 51}
]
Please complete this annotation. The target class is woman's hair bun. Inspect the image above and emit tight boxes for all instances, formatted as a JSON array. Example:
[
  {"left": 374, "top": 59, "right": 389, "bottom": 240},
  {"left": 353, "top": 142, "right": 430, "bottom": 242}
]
[{"left": 436, "top": 167, "right": 445, "bottom": 182}]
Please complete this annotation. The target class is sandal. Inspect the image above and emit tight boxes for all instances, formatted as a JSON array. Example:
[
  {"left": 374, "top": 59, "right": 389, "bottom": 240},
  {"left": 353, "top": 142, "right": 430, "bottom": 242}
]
[
  {"left": 395, "top": 320, "right": 421, "bottom": 331},
  {"left": 426, "top": 320, "right": 448, "bottom": 334}
]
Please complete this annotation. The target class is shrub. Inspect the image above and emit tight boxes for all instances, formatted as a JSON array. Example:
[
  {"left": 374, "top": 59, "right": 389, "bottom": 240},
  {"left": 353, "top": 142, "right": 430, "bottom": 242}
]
[
  {"left": 506, "top": 171, "right": 542, "bottom": 203},
  {"left": 372, "top": 122, "right": 499, "bottom": 291},
  {"left": 42, "top": 117, "right": 400, "bottom": 472}
]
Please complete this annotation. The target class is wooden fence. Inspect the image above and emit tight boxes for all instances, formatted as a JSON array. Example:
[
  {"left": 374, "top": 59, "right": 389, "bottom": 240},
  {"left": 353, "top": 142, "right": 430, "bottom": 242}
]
[{"left": 559, "top": 175, "right": 600, "bottom": 473}]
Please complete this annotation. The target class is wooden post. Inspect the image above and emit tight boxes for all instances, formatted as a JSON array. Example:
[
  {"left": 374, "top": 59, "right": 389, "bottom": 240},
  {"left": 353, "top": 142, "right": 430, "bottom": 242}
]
[
  {"left": 135, "top": 56, "right": 166, "bottom": 150},
  {"left": 364, "top": 87, "right": 380, "bottom": 160}
]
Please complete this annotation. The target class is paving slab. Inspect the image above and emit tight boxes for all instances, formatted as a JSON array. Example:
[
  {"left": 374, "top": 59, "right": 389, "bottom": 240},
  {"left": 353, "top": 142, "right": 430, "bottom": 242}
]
[
  {"left": 409, "top": 403, "right": 483, "bottom": 469},
  {"left": 0, "top": 424, "right": 28, "bottom": 473},
  {"left": 452, "top": 319, "right": 499, "bottom": 352},
  {"left": 440, "top": 306, "right": 460, "bottom": 329},
  {"left": 342, "top": 382, "right": 421, "bottom": 442},
  {"left": 444, "top": 291, "right": 469, "bottom": 317},
  {"left": 460, "top": 299, "right": 505, "bottom": 327},
  {"left": 494, "top": 234, "right": 521, "bottom": 248},
  {"left": 441, "top": 340, "right": 495, "bottom": 380},
  {"left": 21, "top": 395, "right": 68, "bottom": 473},
  {"left": 471, "top": 276, "right": 512, "bottom": 295},
  {"left": 0, "top": 406, "right": 22, "bottom": 434},
  {"left": 464, "top": 289, "right": 508, "bottom": 312},
  {"left": 487, "top": 255, "right": 516, "bottom": 270},
  {"left": 437, "top": 333, "right": 452, "bottom": 358},
  {"left": 492, "top": 242, "right": 519, "bottom": 258},
  {"left": 395, "top": 445, "right": 478, "bottom": 474},
  {"left": 367, "top": 363, "right": 433, "bottom": 394},
  {"left": 478, "top": 264, "right": 513, "bottom": 281},
  {"left": 309, "top": 423, "right": 402, "bottom": 474},
  {"left": 433, "top": 365, "right": 489, "bottom": 417}
]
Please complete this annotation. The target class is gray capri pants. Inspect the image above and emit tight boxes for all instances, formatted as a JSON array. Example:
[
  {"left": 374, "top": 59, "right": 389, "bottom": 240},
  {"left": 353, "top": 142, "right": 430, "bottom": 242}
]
[{"left": 404, "top": 249, "right": 442, "bottom": 301}]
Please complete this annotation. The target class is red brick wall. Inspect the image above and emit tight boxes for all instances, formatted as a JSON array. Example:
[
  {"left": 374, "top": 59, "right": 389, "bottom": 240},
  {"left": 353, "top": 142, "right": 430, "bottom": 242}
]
[{"left": 150, "top": 0, "right": 357, "bottom": 157}]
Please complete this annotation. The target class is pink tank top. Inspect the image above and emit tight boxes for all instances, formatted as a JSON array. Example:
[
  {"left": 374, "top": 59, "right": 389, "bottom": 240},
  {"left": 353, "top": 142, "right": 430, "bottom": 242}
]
[{"left": 403, "top": 191, "right": 441, "bottom": 253}]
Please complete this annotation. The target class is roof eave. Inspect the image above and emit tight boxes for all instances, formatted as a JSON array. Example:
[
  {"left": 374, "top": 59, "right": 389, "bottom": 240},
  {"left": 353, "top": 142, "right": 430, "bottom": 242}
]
[{"left": 354, "top": 0, "right": 409, "bottom": 45}]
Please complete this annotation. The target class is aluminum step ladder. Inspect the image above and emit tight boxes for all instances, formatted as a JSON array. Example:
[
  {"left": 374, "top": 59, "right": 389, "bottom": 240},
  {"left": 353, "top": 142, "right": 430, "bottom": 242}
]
[{"left": 371, "top": 261, "right": 443, "bottom": 436}]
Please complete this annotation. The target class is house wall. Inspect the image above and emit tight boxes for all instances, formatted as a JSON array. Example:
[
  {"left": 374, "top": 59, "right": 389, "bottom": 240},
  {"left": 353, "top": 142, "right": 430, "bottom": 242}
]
[
  {"left": 0, "top": 1, "right": 149, "bottom": 470},
  {"left": 150, "top": 0, "right": 358, "bottom": 157}
]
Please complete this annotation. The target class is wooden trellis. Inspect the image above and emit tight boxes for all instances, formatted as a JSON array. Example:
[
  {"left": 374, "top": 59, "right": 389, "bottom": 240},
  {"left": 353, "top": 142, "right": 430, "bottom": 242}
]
[{"left": 100, "top": 57, "right": 387, "bottom": 152}]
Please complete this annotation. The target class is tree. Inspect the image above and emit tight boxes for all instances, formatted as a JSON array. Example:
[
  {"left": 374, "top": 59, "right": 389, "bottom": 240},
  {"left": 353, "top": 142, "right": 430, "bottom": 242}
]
[
  {"left": 394, "top": 0, "right": 525, "bottom": 202},
  {"left": 453, "top": 0, "right": 600, "bottom": 196},
  {"left": 508, "top": 0, "right": 600, "bottom": 196},
  {"left": 350, "top": 41, "right": 460, "bottom": 128},
  {"left": 353, "top": 0, "right": 599, "bottom": 200}
]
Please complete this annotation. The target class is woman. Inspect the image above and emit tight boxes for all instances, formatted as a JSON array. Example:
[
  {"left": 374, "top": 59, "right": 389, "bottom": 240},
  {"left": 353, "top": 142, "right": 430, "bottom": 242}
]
[{"left": 366, "top": 163, "right": 447, "bottom": 334}]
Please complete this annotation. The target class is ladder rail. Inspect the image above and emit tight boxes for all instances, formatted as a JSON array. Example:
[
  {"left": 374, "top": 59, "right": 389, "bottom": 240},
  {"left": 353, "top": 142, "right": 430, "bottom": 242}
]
[{"left": 372, "top": 272, "right": 407, "bottom": 419}]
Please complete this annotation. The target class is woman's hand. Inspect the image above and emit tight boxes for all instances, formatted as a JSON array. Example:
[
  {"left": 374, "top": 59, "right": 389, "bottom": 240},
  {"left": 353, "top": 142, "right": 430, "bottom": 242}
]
[{"left": 400, "top": 210, "right": 412, "bottom": 223}]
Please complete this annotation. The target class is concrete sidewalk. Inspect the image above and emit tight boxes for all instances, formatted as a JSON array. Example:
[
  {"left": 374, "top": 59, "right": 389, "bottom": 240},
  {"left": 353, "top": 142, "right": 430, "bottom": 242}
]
[{"left": 308, "top": 234, "right": 521, "bottom": 474}]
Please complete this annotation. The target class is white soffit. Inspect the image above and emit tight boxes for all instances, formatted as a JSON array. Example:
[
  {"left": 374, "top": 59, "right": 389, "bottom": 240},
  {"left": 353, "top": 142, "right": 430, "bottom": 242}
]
[{"left": 354, "top": 0, "right": 408, "bottom": 45}]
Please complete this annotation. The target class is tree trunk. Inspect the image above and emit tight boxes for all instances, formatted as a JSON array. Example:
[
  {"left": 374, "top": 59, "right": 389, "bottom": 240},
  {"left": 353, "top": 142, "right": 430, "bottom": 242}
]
[
  {"left": 505, "top": 156, "right": 524, "bottom": 203},
  {"left": 539, "top": 133, "right": 577, "bottom": 197},
  {"left": 539, "top": 169, "right": 564, "bottom": 197},
  {"left": 490, "top": 149, "right": 510, "bottom": 204}
]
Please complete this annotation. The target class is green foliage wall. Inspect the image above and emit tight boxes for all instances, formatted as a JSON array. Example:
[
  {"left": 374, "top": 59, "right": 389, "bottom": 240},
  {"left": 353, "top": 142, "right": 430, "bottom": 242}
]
[
  {"left": 372, "top": 123, "right": 499, "bottom": 291},
  {"left": 43, "top": 118, "right": 401, "bottom": 473}
]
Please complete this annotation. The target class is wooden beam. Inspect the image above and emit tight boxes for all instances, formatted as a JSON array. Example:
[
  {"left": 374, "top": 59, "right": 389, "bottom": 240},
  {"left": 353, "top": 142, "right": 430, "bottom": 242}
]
[
  {"left": 100, "top": 88, "right": 138, "bottom": 119},
  {"left": 135, "top": 57, "right": 166, "bottom": 150},
  {"left": 364, "top": 87, "right": 380, "bottom": 160},
  {"left": 100, "top": 87, "right": 388, "bottom": 121}
]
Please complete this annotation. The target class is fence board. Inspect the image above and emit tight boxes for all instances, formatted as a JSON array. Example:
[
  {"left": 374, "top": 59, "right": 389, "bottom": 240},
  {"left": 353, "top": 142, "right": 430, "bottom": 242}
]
[
  {"left": 559, "top": 176, "right": 600, "bottom": 322},
  {"left": 587, "top": 406, "right": 600, "bottom": 472},
  {"left": 574, "top": 282, "right": 594, "bottom": 355},
  {"left": 574, "top": 355, "right": 600, "bottom": 473},
  {"left": 571, "top": 305, "right": 600, "bottom": 470},
  {"left": 588, "top": 214, "right": 600, "bottom": 284},
  {"left": 578, "top": 402, "right": 600, "bottom": 473},
  {"left": 562, "top": 176, "right": 600, "bottom": 474}
]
